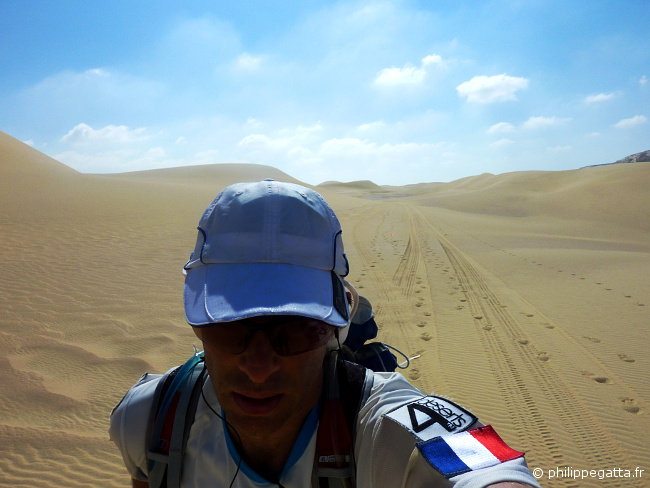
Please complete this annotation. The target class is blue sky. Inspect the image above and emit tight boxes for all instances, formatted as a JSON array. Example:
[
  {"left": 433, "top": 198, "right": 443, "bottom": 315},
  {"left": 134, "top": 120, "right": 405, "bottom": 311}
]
[{"left": 1, "top": 0, "right": 648, "bottom": 185}]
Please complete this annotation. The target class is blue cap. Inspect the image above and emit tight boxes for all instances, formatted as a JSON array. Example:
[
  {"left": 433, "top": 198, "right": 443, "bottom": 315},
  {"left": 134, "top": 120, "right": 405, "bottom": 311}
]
[{"left": 183, "top": 180, "right": 350, "bottom": 327}]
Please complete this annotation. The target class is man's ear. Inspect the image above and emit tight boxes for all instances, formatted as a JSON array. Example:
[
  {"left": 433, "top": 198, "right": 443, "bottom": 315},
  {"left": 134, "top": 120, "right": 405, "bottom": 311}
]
[{"left": 192, "top": 327, "right": 203, "bottom": 341}]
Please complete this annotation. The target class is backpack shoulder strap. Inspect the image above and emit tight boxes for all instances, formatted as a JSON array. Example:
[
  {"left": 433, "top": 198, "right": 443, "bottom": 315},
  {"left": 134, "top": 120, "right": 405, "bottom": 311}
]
[
  {"left": 316, "top": 352, "right": 374, "bottom": 487},
  {"left": 337, "top": 359, "right": 373, "bottom": 433},
  {"left": 146, "top": 353, "right": 206, "bottom": 488}
]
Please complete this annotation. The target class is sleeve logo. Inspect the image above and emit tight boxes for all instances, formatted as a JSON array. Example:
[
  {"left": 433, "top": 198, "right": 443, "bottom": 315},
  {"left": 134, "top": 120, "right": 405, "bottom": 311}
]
[{"left": 385, "top": 396, "right": 477, "bottom": 441}]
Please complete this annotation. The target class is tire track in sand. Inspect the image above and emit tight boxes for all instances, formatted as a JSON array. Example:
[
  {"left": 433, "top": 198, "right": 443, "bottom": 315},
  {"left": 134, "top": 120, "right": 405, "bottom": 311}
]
[
  {"left": 391, "top": 206, "right": 421, "bottom": 297},
  {"left": 348, "top": 203, "right": 435, "bottom": 385},
  {"left": 410, "top": 207, "right": 640, "bottom": 486}
]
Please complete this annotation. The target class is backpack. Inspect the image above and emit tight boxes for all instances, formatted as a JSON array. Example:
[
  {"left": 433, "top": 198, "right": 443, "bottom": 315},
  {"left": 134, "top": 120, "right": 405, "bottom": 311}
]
[
  {"left": 145, "top": 349, "right": 373, "bottom": 488},
  {"left": 341, "top": 311, "right": 410, "bottom": 373}
]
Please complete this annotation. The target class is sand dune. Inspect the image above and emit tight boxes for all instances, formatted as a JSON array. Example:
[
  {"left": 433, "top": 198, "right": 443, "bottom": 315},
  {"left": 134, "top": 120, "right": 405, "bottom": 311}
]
[{"left": 1, "top": 130, "right": 649, "bottom": 487}]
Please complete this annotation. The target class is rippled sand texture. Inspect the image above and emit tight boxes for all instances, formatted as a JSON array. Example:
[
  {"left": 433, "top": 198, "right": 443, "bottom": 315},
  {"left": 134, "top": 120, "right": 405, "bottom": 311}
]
[{"left": 1, "top": 131, "right": 649, "bottom": 487}]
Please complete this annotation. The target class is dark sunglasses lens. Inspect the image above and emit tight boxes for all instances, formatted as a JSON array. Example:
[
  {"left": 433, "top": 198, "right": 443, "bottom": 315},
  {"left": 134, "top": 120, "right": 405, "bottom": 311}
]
[
  {"left": 273, "top": 321, "right": 332, "bottom": 356},
  {"left": 207, "top": 319, "right": 333, "bottom": 356},
  {"left": 212, "top": 325, "right": 249, "bottom": 354}
]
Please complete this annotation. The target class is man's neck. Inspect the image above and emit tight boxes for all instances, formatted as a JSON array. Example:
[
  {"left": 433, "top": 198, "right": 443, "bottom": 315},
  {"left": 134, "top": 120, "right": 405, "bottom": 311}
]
[{"left": 230, "top": 420, "right": 304, "bottom": 482}]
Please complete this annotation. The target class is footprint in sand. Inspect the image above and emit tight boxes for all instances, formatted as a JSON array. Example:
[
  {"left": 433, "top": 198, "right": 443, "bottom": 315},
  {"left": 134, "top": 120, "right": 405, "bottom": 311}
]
[
  {"left": 537, "top": 352, "right": 550, "bottom": 362},
  {"left": 517, "top": 338, "right": 529, "bottom": 345},
  {"left": 409, "top": 369, "right": 421, "bottom": 381},
  {"left": 618, "top": 353, "right": 636, "bottom": 363},
  {"left": 582, "top": 371, "right": 610, "bottom": 384},
  {"left": 582, "top": 336, "right": 602, "bottom": 343},
  {"left": 474, "top": 315, "right": 483, "bottom": 320},
  {"left": 419, "top": 332, "right": 432, "bottom": 341},
  {"left": 416, "top": 321, "right": 427, "bottom": 328},
  {"left": 622, "top": 398, "right": 641, "bottom": 414}
]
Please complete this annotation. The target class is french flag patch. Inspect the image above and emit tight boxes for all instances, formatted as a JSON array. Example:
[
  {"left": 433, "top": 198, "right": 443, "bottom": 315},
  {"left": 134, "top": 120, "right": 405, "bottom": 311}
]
[{"left": 417, "top": 425, "right": 524, "bottom": 478}]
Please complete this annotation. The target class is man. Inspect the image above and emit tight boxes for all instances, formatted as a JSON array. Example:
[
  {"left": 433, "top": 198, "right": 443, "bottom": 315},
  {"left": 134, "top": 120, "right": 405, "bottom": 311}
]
[{"left": 110, "top": 179, "right": 541, "bottom": 487}]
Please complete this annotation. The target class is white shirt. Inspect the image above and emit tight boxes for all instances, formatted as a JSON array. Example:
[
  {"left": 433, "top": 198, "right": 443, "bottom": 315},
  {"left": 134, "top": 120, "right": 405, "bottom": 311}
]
[{"left": 110, "top": 369, "right": 540, "bottom": 487}]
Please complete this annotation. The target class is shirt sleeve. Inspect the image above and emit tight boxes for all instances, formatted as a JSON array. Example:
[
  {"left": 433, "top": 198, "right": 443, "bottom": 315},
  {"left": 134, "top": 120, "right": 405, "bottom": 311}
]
[
  {"left": 354, "top": 372, "right": 541, "bottom": 488},
  {"left": 402, "top": 449, "right": 541, "bottom": 488},
  {"left": 109, "top": 373, "right": 163, "bottom": 481}
]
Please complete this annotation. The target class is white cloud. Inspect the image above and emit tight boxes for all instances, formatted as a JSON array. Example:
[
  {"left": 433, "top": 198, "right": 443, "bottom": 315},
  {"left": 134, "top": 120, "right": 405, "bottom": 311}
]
[
  {"left": 357, "top": 121, "right": 386, "bottom": 132},
  {"left": 422, "top": 54, "right": 445, "bottom": 67},
  {"left": 490, "top": 138, "right": 514, "bottom": 148},
  {"left": 522, "top": 116, "right": 570, "bottom": 130},
  {"left": 22, "top": 139, "right": 35, "bottom": 147},
  {"left": 614, "top": 115, "right": 647, "bottom": 129},
  {"left": 374, "top": 53, "right": 446, "bottom": 87},
  {"left": 584, "top": 92, "right": 617, "bottom": 104},
  {"left": 375, "top": 64, "right": 426, "bottom": 86},
  {"left": 235, "top": 123, "right": 449, "bottom": 184},
  {"left": 14, "top": 68, "right": 168, "bottom": 132},
  {"left": 233, "top": 53, "right": 263, "bottom": 72},
  {"left": 486, "top": 122, "right": 515, "bottom": 134},
  {"left": 456, "top": 74, "right": 528, "bottom": 104},
  {"left": 61, "top": 123, "right": 148, "bottom": 146}
]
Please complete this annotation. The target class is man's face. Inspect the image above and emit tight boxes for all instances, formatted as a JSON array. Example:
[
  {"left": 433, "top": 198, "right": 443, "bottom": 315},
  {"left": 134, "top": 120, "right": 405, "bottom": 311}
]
[{"left": 196, "top": 316, "right": 333, "bottom": 443}]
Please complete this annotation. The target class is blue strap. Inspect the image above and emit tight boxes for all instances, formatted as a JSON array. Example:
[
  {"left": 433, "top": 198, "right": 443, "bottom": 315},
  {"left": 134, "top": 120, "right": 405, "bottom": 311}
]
[
  {"left": 147, "top": 351, "right": 204, "bottom": 488},
  {"left": 167, "top": 363, "right": 206, "bottom": 487}
]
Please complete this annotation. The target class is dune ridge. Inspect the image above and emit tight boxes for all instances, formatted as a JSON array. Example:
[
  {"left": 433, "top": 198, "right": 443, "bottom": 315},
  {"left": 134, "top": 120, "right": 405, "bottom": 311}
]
[{"left": 1, "top": 131, "right": 649, "bottom": 487}]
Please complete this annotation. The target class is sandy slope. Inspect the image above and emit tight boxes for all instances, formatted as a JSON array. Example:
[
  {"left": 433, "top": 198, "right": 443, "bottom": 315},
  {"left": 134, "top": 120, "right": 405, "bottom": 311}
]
[{"left": 1, "top": 131, "right": 649, "bottom": 487}]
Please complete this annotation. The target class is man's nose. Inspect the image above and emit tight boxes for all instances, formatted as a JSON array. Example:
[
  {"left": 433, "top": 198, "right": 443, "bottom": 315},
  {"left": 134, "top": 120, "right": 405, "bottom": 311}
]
[{"left": 238, "top": 330, "right": 281, "bottom": 384}]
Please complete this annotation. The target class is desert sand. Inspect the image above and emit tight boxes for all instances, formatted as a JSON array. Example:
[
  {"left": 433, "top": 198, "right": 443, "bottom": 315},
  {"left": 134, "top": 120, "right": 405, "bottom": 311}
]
[{"left": 1, "top": 130, "right": 649, "bottom": 487}]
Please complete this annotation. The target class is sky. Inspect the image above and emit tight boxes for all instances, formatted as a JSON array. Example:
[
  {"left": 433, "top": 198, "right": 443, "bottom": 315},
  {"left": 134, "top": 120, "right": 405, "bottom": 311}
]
[{"left": 1, "top": 0, "right": 648, "bottom": 185}]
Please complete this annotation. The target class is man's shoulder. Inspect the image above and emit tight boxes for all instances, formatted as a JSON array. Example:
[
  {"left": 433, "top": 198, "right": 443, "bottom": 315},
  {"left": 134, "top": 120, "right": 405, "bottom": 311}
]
[
  {"left": 111, "top": 370, "right": 169, "bottom": 420},
  {"left": 109, "top": 369, "right": 175, "bottom": 478},
  {"left": 360, "top": 371, "right": 479, "bottom": 440}
]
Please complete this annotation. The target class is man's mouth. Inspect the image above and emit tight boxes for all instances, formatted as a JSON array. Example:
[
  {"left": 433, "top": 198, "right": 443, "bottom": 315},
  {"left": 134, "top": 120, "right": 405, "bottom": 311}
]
[{"left": 232, "top": 392, "right": 283, "bottom": 415}]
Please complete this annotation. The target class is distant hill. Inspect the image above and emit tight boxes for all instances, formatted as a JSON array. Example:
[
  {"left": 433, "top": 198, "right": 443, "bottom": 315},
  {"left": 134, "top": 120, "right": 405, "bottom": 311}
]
[
  {"left": 318, "top": 179, "right": 382, "bottom": 190},
  {"left": 105, "top": 162, "right": 303, "bottom": 187},
  {"left": 611, "top": 150, "right": 650, "bottom": 164},
  {"left": 582, "top": 149, "right": 650, "bottom": 168},
  {"left": 0, "top": 131, "right": 79, "bottom": 178}
]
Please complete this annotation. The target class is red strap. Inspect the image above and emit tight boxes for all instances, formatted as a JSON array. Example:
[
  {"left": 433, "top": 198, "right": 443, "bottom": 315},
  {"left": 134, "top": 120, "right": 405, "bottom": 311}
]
[
  {"left": 156, "top": 392, "right": 181, "bottom": 454},
  {"left": 316, "top": 398, "right": 353, "bottom": 469}
]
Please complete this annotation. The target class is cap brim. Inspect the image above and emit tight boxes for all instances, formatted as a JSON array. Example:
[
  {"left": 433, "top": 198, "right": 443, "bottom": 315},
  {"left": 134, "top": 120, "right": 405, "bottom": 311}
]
[{"left": 184, "top": 263, "right": 349, "bottom": 327}]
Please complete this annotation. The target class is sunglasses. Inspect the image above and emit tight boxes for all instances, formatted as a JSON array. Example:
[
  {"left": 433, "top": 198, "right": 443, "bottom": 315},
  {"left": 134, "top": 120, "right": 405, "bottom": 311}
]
[{"left": 203, "top": 316, "right": 335, "bottom": 356}]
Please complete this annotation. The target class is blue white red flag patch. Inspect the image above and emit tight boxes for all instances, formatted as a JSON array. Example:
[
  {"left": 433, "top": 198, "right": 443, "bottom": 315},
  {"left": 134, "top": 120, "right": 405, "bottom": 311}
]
[{"left": 417, "top": 425, "right": 524, "bottom": 478}]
